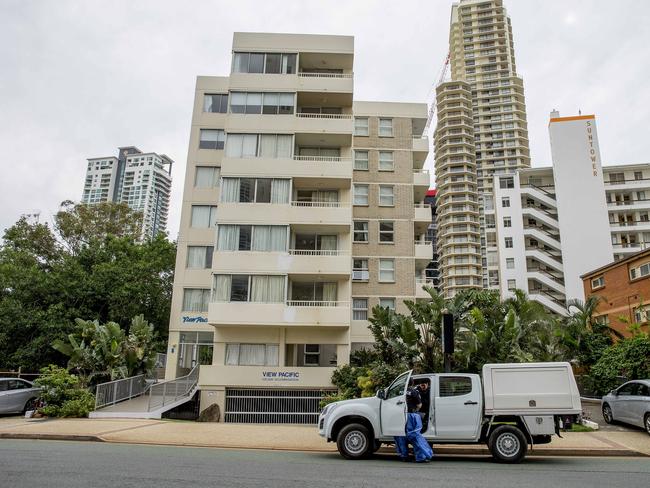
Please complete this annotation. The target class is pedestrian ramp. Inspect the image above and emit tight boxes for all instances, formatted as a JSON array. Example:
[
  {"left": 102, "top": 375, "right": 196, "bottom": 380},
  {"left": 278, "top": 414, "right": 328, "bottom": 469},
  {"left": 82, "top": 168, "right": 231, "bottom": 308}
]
[{"left": 89, "top": 366, "right": 199, "bottom": 419}]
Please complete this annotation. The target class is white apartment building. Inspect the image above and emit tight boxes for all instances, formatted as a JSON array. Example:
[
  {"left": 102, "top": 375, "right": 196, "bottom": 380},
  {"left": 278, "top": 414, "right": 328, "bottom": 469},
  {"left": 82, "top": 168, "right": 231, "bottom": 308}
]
[
  {"left": 165, "top": 33, "right": 430, "bottom": 422},
  {"left": 492, "top": 112, "right": 650, "bottom": 315},
  {"left": 435, "top": 0, "right": 531, "bottom": 297},
  {"left": 82, "top": 146, "right": 173, "bottom": 239}
]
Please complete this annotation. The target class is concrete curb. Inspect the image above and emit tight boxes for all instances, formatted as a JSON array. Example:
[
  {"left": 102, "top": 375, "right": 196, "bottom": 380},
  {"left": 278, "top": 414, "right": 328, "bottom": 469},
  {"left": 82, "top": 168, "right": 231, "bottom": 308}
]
[{"left": 1, "top": 432, "right": 646, "bottom": 457}]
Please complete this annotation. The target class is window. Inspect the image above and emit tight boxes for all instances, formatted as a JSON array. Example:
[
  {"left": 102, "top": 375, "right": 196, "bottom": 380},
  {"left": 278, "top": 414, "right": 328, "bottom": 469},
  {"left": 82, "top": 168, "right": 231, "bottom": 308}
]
[
  {"left": 499, "top": 177, "right": 514, "bottom": 189},
  {"left": 182, "top": 288, "right": 211, "bottom": 312},
  {"left": 217, "top": 225, "right": 287, "bottom": 252},
  {"left": 504, "top": 237, "right": 513, "bottom": 248},
  {"left": 591, "top": 276, "right": 605, "bottom": 290},
  {"left": 199, "top": 129, "right": 225, "bottom": 150},
  {"left": 630, "top": 262, "right": 650, "bottom": 280},
  {"left": 225, "top": 133, "right": 293, "bottom": 158},
  {"left": 354, "top": 221, "right": 369, "bottom": 242},
  {"left": 304, "top": 344, "right": 320, "bottom": 366},
  {"left": 501, "top": 197, "right": 510, "bottom": 208},
  {"left": 213, "top": 275, "right": 286, "bottom": 303},
  {"left": 194, "top": 166, "right": 220, "bottom": 189},
  {"left": 230, "top": 92, "right": 294, "bottom": 115},
  {"left": 354, "top": 117, "right": 369, "bottom": 136},
  {"left": 353, "top": 184, "right": 369, "bottom": 206},
  {"left": 379, "top": 298, "right": 395, "bottom": 310},
  {"left": 379, "top": 186, "right": 394, "bottom": 206},
  {"left": 203, "top": 94, "right": 228, "bottom": 113},
  {"left": 506, "top": 258, "right": 515, "bottom": 269},
  {"left": 503, "top": 217, "right": 511, "bottom": 228},
  {"left": 507, "top": 279, "right": 516, "bottom": 291},
  {"left": 634, "top": 307, "right": 649, "bottom": 323},
  {"left": 609, "top": 172, "right": 625, "bottom": 183},
  {"left": 221, "top": 178, "right": 290, "bottom": 204},
  {"left": 634, "top": 171, "right": 643, "bottom": 181},
  {"left": 439, "top": 376, "right": 472, "bottom": 397},
  {"left": 379, "top": 221, "right": 394, "bottom": 243},
  {"left": 354, "top": 150, "right": 369, "bottom": 170},
  {"left": 385, "top": 371, "right": 410, "bottom": 399},
  {"left": 190, "top": 205, "right": 218, "bottom": 228},
  {"left": 352, "top": 298, "right": 368, "bottom": 320},
  {"left": 187, "top": 246, "right": 214, "bottom": 269},
  {"left": 379, "top": 259, "right": 395, "bottom": 282},
  {"left": 379, "top": 118, "right": 393, "bottom": 137},
  {"left": 225, "top": 343, "right": 279, "bottom": 366},
  {"left": 290, "top": 282, "right": 337, "bottom": 302},
  {"left": 379, "top": 151, "right": 394, "bottom": 171},
  {"left": 233, "top": 52, "right": 296, "bottom": 74},
  {"left": 353, "top": 259, "right": 369, "bottom": 281}
]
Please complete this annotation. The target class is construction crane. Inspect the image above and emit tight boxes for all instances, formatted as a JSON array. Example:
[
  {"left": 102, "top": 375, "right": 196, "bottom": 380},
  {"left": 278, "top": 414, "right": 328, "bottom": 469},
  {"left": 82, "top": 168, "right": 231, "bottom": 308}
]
[{"left": 423, "top": 52, "right": 451, "bottom": 134}]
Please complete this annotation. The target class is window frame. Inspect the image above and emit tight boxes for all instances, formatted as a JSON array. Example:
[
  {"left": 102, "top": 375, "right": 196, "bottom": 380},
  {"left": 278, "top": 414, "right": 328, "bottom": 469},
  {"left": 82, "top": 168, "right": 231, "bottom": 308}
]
[
  {"left": 379, "top": 185, "right": 395, "bottom": 207},
  {"left": 378, "top": 151, "right": 394, "bottom": 171},
  {"left": 199, "top": 129, "right": 225, "bottom": 150},
  {"left": 353, "top": 221, "right": 369, "bottom": 243},
  {"left": 379, "top": 258, "right": 395, "bottom": 282},
  {"left": 378, "top": 118, "right": 393, "bottom": 137},
  {"left": 354, "top": 117, "right": 369, "bottom": 136},
  {"left": 504, "top": 237, "right": 513, "bottom": 248},
  {"left": 591, "top": 276, "right": 605, "bottom": 290},
  {"left": 352, "top": 298, "right": 368, "bottom": 320},
  {"left": 352, "top": 258, "right": 369, "bottom": 281},
  {"left": 353, "top": 184, "right": 369, "bottom": 206},
  {"left": 203, "top": 93, "right": 229, "bottom": 113},
  {"left": 354, "top": 150, "right": 369, "bottom": 171},
  {"left": 378, "top": 221, "right": 394, "bottom": 244}
]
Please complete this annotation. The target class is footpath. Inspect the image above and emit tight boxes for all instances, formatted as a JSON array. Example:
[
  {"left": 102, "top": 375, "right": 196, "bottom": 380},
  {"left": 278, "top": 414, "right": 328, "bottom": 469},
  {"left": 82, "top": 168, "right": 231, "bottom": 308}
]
[{"left": 0, "top": 417, "right": 648, "bottom": 457}]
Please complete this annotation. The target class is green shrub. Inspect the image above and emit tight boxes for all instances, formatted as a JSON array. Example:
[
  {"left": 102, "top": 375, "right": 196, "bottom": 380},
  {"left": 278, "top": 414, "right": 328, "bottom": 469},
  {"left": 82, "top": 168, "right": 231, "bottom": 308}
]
[
  {"left": 34, "top": 365, "right": 95, "bottom": 417},
  {"left": 588, "top": 334, "right": 650, "bottom": 395}
]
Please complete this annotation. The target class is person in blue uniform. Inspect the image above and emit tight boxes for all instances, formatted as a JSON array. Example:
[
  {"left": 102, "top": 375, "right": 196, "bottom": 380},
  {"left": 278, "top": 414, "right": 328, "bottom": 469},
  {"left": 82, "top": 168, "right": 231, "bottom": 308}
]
[{"left": 394, "top": 383, "right": 433, "bottom": 462}]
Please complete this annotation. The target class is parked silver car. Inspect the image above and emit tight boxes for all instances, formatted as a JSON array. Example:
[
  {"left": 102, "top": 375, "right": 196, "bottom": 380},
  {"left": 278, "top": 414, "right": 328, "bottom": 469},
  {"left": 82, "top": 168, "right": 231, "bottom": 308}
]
[
  {"left": 0, "top": 378, "right": 40, "bottom": 414},
  {"left": 602, "top": 380, "right": 650, "bottom": 434}
]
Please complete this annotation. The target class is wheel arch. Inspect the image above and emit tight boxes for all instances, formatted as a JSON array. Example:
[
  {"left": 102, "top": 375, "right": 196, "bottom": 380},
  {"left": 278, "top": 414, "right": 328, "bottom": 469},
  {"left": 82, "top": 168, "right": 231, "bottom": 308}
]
[{"left": 331, "top": 415, "right": 375, "bottom": 442}]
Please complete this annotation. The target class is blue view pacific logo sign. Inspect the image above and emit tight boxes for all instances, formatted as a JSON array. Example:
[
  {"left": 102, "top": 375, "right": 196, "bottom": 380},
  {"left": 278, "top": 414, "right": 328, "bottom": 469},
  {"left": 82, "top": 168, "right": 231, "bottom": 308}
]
[{"left": 182, "top": 316, "right": 208, "bottom": 323}]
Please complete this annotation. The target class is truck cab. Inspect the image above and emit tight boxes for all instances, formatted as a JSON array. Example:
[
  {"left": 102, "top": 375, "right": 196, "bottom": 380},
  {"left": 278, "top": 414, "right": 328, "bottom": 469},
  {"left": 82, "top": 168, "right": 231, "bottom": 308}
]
[{"left": 319, "top": 362, "right": 581, "bottom": 463}]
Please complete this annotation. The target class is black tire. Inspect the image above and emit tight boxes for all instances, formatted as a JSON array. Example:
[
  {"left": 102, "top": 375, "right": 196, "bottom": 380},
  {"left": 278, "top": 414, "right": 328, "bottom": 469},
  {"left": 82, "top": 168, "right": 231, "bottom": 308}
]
[
  {"left": 336, "top": 423, "right": 373, "bottom": 460},
  {"left": 372, "top": 440, "right": 382, "bottom": 453},
  {"left": 488, "top": 425, "right": 528, "bottom": 463},
  {"left": 602, "top": 403, "right": 614, "bottom": 424},
  {"left": 644, "top": 413, "right": 650, "bottom": 436},
  {"left": 23, "top": 397, "right": 36, "bottom": 414}
]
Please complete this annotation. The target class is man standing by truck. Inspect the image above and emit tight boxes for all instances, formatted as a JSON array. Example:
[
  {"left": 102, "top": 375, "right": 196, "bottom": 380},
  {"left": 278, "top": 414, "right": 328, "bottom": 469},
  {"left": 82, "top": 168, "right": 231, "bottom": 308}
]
[{"left": 405, "top": 383, "right": 433, "bottom": 462}]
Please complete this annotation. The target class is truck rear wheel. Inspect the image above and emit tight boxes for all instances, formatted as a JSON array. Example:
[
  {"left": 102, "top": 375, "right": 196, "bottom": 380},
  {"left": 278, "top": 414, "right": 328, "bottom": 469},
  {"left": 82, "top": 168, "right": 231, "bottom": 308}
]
[
  {"left": 337, "top": 423, "right": 372, "bottom": 460},
  {"left": 488, "top": 425, "right": 527, "bottom": 463}
]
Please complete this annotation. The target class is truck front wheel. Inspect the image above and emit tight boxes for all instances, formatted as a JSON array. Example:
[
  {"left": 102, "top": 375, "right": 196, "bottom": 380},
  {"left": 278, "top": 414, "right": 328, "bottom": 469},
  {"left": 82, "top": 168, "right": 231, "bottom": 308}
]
[
  {"left": 337, "top": 423, "right": 372, "bottom": 459},
  {"left": 488, "top": 425, "right": 528, "bottom": 463}
]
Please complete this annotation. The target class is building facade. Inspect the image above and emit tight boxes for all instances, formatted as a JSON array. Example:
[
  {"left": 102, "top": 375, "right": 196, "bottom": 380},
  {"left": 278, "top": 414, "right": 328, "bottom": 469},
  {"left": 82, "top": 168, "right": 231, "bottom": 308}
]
[
  {"left": 435, "top": 0, "right": 531, "bottom": 296},
  {"left": 165, "top": 32, "right": 430, "bottom": 422},
  {"left": 82, "top": 146, "right": 173, "bottom": 239},
  {"left": 582, "top": 248, "right": 650, "bottom": 336},
  {"left": 492, "top": 113, "right": 650, "bottom": 315}
]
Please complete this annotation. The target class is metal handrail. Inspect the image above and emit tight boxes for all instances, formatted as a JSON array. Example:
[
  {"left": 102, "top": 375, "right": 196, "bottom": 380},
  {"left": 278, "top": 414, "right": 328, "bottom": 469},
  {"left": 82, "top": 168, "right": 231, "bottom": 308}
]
[
  {"left": 295, "top": 112, "right": 352, "bottom": 119},
  {"left": 288, "top": 249, "right": 348, "bottom": 256},
  {"left": 147, "top": 365, "right": 199, "bottom": 412},
  {"left": 292, "top": 155, "right": 350, "bottom": 162},
  {"left": 95, "top": 374, "right": 146, "bottom": 410},
  {"left": 291, "top": 200, "right": 343, "bottom": 208},
  {"left": 286, "top": 300, "right": 349, "bottom": 307},
  {"left": 298, "top": 72, "right": 353, "bottom": 79}
]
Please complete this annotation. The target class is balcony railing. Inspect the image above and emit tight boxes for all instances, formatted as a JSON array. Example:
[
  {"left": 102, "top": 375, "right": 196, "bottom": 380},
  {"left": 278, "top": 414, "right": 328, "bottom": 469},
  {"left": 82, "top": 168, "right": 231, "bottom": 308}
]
[
  {"left": 291, "top": 200, "right": 344, "bottom": 208},
  {"left": 415, "top": 239, "right": 433, "bottom": 245},
  {"left": 298, "top": 72, "right": 353, "bottom": 79},
  {"left": 288, "top": 249, "right": 349, "bottom": 256},
  {"left": 286, "top": 300, "right": 349, "bottom": 307},
  {"left": 295, "top": 112, "right": 352, "bottom": 119},
  {"left": 293, "top": 155, "right": 350, "bottom": 162}
]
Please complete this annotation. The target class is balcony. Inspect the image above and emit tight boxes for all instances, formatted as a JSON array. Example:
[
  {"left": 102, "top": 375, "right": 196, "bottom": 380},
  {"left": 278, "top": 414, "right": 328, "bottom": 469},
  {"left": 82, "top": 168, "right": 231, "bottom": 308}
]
[
  {"left": 415, "top": 278, "right": 435, "bottom": 299},
  {"left": 208, "top": 301, "right": 350, "bottom": 327},
  {"left": 199, "top": 365, "right": 336, "bottom": 388},
  {"left": 225, "top": 112, "right": 352, "bottom": 136},
  {"left": 415, "top": 241, "right": 433, "bottom": 263},
  {"left": 212, "top": 250, "right": 351, "bottom": 277},
  {"left": 297, "top": 71, "right": 353, "bottom": 93},
  {"left": 413, "top": 170, "right": 431, "bottom": 188},
  {"left": 216, "top": 201, "right": 351, "bottom": 228},
  {"left": 220, "top": 155, "right": 352, "bottom": 180}
]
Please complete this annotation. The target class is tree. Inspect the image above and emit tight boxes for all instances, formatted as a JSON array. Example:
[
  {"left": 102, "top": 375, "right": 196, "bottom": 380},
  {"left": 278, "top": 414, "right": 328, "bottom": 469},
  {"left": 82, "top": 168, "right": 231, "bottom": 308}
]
[
  {"left": 0, "top": 204, "right": 175, "bottom": 373},
  {"left": 588, "top": 333, "right": 650, "bottom": 395}
]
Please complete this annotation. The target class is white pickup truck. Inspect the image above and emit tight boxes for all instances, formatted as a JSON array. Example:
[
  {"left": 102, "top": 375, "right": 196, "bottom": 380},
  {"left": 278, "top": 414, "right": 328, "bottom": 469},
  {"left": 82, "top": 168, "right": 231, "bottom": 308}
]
[{"left": 318, "top": 362, "right": 581, "bottom": 463}]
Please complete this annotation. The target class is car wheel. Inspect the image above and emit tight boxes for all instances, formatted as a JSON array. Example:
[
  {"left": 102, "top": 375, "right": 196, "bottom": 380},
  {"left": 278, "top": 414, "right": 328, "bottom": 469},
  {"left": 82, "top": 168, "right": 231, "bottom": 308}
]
[
  {"left": 488, "top": 425, "right": 528, "bottom": 464},
  {"left": 644, "top": 414, "right": 650, "bottom": 436},
  {"left": 602, "top": 403, "right": 614, "bottom": 424},
  {"left": 372, "top": 440, "right": 382, "bottom": 453},
  {"left": 23, "top": 398, "right": 36, "bottom": 413},
  {"left": 337, "top": 423, "right": 372, "bottom": 460}
]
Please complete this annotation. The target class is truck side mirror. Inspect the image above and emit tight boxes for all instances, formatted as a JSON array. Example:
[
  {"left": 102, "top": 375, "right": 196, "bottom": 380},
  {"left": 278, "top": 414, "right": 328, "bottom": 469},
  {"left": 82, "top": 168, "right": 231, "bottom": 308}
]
[{"left": 376, "top": 389, "right": 385, "bottom": 400}]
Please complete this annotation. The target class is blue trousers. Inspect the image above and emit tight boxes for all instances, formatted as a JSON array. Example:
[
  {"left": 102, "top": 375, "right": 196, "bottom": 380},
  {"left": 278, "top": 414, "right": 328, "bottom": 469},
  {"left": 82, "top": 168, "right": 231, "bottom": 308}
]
[{"left": 394, "top": 413, "right": 433, "bottom": 461}]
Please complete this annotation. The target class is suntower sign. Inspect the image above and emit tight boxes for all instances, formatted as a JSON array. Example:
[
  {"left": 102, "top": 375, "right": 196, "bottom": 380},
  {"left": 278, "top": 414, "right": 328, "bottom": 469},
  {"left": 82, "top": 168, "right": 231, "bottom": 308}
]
[
  {"left": 182, "top": 316, "right": 208, "bottom": 323},
  {"left": 262, "top": 371, "right": 300, "bottom": 382}
]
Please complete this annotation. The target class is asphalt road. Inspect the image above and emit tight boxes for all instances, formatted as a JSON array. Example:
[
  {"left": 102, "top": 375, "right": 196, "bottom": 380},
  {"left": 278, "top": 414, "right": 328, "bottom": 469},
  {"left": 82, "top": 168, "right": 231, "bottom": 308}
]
[{"left": 1, "top": 440, "right": 649, "bottom": 488}]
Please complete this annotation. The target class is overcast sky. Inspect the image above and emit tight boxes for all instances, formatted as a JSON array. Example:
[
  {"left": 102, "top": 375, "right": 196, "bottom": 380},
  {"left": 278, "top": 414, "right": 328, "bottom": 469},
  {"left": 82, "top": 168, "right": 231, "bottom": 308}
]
[{"left": 1, "top": 0, "right": 649, "bottom": 240}]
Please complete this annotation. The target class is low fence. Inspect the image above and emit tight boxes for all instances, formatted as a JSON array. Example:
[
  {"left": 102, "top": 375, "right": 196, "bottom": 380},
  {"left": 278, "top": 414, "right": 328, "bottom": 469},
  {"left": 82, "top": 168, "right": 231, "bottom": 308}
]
[{"left": 94, "top": 375, "right": 146, "bottom": 410}]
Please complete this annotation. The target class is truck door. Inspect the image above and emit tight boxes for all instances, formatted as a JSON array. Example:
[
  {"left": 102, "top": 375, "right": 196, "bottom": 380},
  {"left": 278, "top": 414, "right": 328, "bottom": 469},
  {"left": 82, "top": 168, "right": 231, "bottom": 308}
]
[
  {"left": 379, "top": 370, "right": 412, "bottom": 437},
  {"left": 432, "top": 374, "right": 481, "bottom": 440}
]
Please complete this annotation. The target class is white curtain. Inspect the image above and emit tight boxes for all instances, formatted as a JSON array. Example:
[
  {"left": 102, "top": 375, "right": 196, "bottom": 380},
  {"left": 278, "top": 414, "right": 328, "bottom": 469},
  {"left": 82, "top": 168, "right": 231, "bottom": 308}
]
[
  {"left": 268, "top": 276, "right": 285, "bottom": 302},
  {"left": 195, "top": 167, "right": 219, "bottom": 188},
  {"left": 299, "top": 147, "right": 319, "bottom": 157},
  {"left": 270, "top": 226, "right": 287, "bottom": 251},
  {"left": 187, "top": 246, "right": 206, "bottom": 268},
  {"left": 263, "top": 92, "right": 279, "bottom": 110},
  {"left": 322, "top": 283, "right": 337, "bottom": 302},
  {"left": 259, "top": 134, "right": 277, "bottom": 158},
  {"left": 321, "top": 148, "right": 340, "bottom": 158},
  {"left": 213, "top": 275, "right": 231, "bottom": 302},
  {"left": 319, "top": 235, "right": 337, "bottom": 251},
  {"left": 271, "top": 179, "right": 290, "bottom": 204},
  {"left": 208, "top": 207, "right": 218, "bottom": 228},
  {"left": 252, "top": 226, "right": 270, "bottom": 251},
  {"left": 190, "top": 206, "right": 210, "bottom": 227},
  {"left": 221, "top": 178, "right": 240, "bottom": 203},
  {"left": 279, "top": 93, "right": 294, "bottom": 109},
  {"left": 242, "top": 134, "right": 258, "bottom": 157},
  {"left": 246, "top": 93, "right": 262, "bottom": 110},
  {"left": 225, "top": 134, "right": 242, "bottom": 157},
  {"left": 230, "top": 92, "right": 246, "bottom": 110},
  {"left": 183, "top": 289, "right": 206, "bottom": 311},
  {"left": 225, "top": 344, "right": 239, "bottom": 365},
  {"left": 240, "top": 344, "right": 266, "bottom": 365},
  {"left": 266, "top": 344, "right": 279, "bottom": 366},
  {"left": 250, "top": 276, "right": 269, "bottom": 302},
  {"left": 217, "top": 225, "right": 239, "bottom": 251},
  {"left": 276, "top": 135, "right": 293, "bottom": 158}
]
